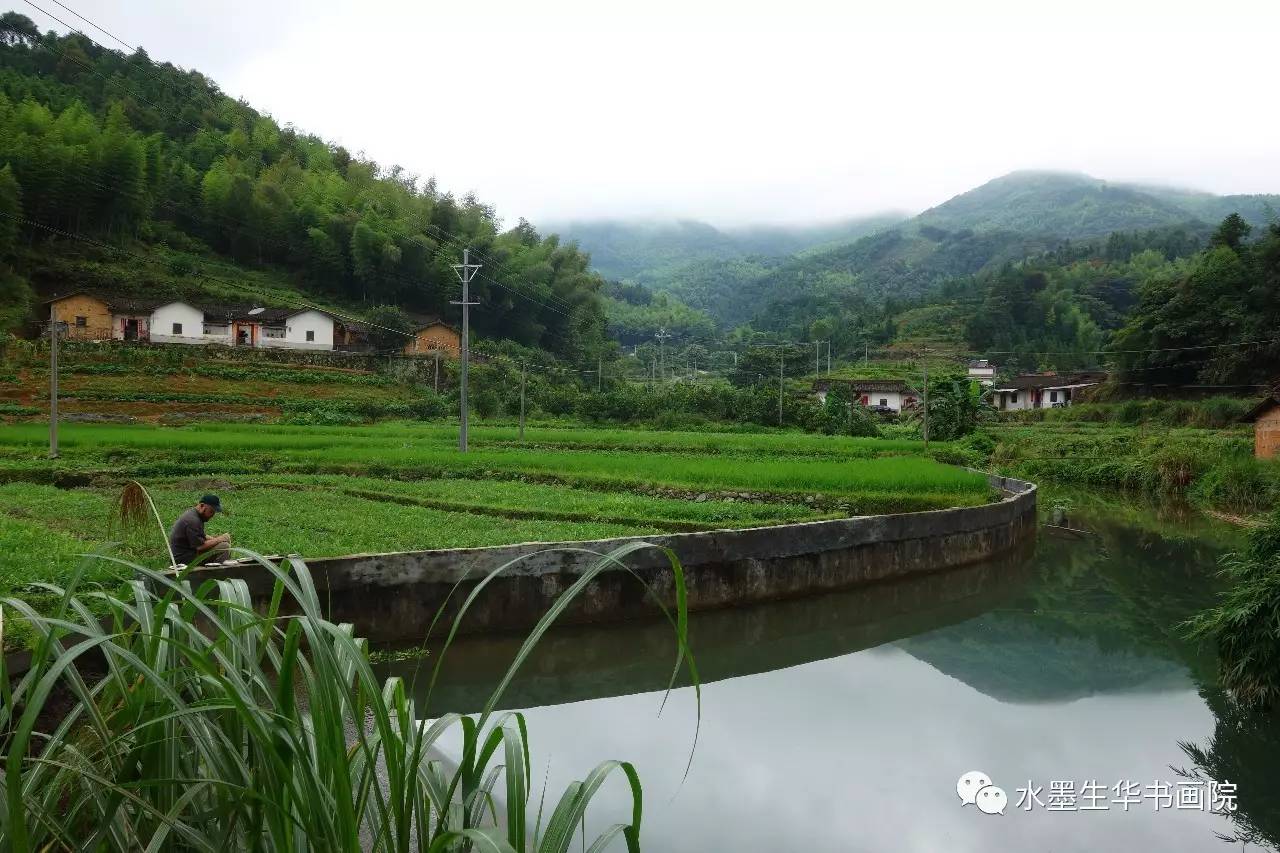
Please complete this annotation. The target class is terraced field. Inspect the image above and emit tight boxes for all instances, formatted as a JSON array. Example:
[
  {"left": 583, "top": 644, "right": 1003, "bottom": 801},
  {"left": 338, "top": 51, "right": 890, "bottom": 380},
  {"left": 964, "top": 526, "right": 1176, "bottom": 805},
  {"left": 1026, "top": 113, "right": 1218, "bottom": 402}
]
[{"left": 0, "top": 422, "right": 992, "bottom": 620}]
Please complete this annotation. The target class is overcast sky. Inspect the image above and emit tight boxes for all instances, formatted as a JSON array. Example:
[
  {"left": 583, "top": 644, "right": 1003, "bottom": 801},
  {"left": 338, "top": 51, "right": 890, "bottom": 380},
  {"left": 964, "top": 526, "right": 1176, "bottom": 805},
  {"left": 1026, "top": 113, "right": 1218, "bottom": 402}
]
[{"left": 25, "top": 0, "right": 1280, "bottom": 227}]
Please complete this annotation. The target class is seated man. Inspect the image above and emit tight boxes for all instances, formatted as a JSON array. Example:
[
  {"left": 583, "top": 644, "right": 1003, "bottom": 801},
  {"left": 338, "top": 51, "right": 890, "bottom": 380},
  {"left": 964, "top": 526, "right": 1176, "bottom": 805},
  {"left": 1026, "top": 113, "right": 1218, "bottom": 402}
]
[{"left": 168, "top": 494, "right": 232, "bottom": 566}]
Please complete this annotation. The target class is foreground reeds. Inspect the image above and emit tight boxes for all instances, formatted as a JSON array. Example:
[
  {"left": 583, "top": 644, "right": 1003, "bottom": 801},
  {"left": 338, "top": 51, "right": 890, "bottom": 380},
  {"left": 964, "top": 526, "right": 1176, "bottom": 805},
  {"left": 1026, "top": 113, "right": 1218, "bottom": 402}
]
[{"left": 0, "top": 543, "right": 698, "bottom": 851}]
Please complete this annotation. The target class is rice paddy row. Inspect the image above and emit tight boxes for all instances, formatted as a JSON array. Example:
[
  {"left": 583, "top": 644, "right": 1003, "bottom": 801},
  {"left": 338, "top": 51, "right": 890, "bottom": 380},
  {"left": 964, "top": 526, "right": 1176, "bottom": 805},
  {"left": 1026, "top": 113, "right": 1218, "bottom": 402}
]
[{"left": 0, "top": 422, "right": 993, "bottom": 649}]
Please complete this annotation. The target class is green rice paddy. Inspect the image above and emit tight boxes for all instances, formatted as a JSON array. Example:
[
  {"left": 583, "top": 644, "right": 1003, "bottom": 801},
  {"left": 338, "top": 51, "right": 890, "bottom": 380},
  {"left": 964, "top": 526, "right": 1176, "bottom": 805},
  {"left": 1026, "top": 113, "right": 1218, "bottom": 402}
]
[{"left": 0, "top": 421, "right": 992, "bottom": 647}]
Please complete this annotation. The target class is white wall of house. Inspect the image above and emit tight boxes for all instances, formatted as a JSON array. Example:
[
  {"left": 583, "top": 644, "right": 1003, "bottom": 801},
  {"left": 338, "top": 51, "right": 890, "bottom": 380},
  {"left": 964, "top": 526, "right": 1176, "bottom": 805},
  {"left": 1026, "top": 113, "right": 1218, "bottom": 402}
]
[
  {"left": 1045, "top": 387, "right": 1070, "bottom": 407},
  {"left": 281, "top": 310, "right": 334, "bottom": 350},
  {"left": 816, "top": 389, "right": 913, "bottom": 411},
  {"left": 857, "top": 391, "right": 907, "bottom": 411},
  {"left": 258, "top": 324, "right": 288, "bottom": 347},
  {"left": 996, "top": 389, "right": 1035, "bottom": 410},
  {"left": 996, "top": 387, "right": 1082, "bottom": 409},
  {"left": 202, "top": 321, "right": 232, "bottom": 341},
  {"left": 149, "top": 302, "right": 206, "bottom": 345},
  {"left": 968, "top": 366, "right": 996, "bottom": 379}
]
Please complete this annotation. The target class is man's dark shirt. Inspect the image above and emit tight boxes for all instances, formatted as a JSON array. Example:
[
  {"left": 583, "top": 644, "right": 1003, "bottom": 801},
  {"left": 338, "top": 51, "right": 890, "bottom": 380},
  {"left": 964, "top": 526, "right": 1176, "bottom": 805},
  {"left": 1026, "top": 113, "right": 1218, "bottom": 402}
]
[{"left": 168, "top": 507, "right": 207, "bottom": 565}]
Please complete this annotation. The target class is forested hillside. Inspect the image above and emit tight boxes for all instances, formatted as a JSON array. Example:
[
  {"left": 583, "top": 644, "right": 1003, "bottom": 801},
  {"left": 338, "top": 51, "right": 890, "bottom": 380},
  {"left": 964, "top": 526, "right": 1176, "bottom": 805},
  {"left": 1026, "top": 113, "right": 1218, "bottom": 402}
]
[
  {"left": 574, "top": 171, "right": 1276, "bottom": 347},
  {"left": 0, "top": 13, "right": 608, "bottom": 361},
  {"left": 549, "top": 215, "right": 903, "bottom": 284},
  {"left": 915, "top": 171, "right": 1279, "bottom": 239}
]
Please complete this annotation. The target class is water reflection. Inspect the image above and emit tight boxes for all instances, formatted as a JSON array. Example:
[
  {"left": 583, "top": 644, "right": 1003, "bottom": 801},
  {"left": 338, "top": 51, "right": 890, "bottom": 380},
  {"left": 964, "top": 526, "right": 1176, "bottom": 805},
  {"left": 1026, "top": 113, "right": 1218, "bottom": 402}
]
[
  {"left": 376, "top": 503, "right": 1278, "bottom": 852},
  {"left": 381, "top": 541, "right": 1036, "bottom": 715}
]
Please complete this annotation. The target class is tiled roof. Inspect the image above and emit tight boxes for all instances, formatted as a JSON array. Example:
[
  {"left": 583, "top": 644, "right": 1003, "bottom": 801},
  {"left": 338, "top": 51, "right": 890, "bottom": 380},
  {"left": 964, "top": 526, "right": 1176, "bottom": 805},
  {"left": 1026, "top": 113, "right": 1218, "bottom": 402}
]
[
  {"left": 814, "top": 378, "right": 916, "bottom": 393},
  {"left": 994, "top": 372, "right": 1104, "bottom": 391},
  {"left": 44, "top": 289, "right": 169, "bottom": 313}
]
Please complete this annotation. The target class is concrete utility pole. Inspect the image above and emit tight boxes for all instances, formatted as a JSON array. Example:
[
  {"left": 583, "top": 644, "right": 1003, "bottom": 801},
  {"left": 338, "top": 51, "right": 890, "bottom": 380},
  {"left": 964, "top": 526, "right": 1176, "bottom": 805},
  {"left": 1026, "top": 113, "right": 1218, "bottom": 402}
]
[
  {"left": 519, "top": 360, "right": 526, "bottom": 441},
  {"left": 433, "top": 349, "right": 440, "bottom": 393},
  {"left": 922, "top": 356, "right": 930, "bottom": 451},
  {"left": 778, "top": 348, "right": 785, "bottom": 426},
  {"left": 48, "top": 305, "right": 59, "bottom": 459},
  {"left": 814, "top": 341, "right": 821, "bottom": 377},
  {"left": 450, "top": 248, "right": 481, "bottom": 452},
  {"left": 826, "top": 341, "right": 832, "bottom": 375},
  {"left": 654, "top": 328, "right": 671, "bottom": 381},
  {"left": 597, "top": 355, "right": 602, "bottom": 392}
]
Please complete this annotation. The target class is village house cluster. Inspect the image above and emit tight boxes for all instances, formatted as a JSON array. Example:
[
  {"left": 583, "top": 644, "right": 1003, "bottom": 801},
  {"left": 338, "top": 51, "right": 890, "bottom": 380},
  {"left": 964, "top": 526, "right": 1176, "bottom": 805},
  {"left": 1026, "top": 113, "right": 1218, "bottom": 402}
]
[
  {"left": 811, "top": 360, "right": 1105, "bottom": 415},
  {"left": 44, "top": 291, "right": 461, "bottom": 357}
]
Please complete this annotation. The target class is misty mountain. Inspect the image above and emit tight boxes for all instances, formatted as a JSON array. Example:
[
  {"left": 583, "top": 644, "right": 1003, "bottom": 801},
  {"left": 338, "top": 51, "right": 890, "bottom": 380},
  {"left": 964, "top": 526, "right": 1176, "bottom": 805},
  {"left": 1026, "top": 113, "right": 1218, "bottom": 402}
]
[
  {"left": 546, "top": 215, "right": 905, "bottom": 284},
  {"left": 586, "top": 171, "right": 1276, "bottom": 332},
  {"left": 915, "top": 170, "right": 1279, "bottom": 239}
]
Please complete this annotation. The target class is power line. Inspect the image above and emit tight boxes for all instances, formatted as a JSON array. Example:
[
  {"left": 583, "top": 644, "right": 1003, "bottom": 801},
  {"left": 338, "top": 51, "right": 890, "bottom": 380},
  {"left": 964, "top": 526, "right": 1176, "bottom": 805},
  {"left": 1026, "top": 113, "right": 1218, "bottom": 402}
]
[
  {"left": 3, "top": 14, "right": 576, "bottom": 321},
  {"left": 13, "top": 11, "right": 1278, "bottom": 377}
]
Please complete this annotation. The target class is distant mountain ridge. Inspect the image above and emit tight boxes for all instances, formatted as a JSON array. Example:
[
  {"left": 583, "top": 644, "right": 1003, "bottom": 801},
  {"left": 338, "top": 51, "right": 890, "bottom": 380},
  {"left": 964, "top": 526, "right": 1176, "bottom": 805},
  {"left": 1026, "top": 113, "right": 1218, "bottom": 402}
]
[
  {"left": 545, "top": 214, "right": 906, "bottom": 284},
  {"left": 562, "top": 171, "right": 1278, "bottom": 335},
  {"left": 915, "top": 170, "right": 1279, "bottom": 239}
]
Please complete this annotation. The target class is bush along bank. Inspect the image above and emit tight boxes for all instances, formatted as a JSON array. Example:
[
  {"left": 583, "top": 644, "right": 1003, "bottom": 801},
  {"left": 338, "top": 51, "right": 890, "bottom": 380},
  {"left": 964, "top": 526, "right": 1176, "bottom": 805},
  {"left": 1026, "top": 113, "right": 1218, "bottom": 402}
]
[
  {"left": 1185, "top": 508, "right": 1280, "bottom": 709},
  {"left": 981, "top": 423, "right": 1280, "bottom": 517},
  {"left": 1000, "top": 396, "right": 1258, "bottom": 429}
]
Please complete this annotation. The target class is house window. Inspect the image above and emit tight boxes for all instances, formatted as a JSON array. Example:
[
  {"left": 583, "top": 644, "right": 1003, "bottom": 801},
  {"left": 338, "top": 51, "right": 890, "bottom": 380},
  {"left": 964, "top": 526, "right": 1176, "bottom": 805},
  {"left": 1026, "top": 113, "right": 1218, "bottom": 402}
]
[
  {"left": 172, "top": 322, "right": 183, "bottom": 335},
  {"left": 1011, "top": 392, "right": 1019, "bottom": 404},
  {"left": 879, "top": 398, "right": 888, "bottom": 407},
  {"left": 1050, "top": 390, "right": 1058, "bottom": 403},
  {"left": 75, "top": 316, "right": 87, "bottom": 327},
  {"left": 305, "top": 330, "right": 315, "bottom": 342}
]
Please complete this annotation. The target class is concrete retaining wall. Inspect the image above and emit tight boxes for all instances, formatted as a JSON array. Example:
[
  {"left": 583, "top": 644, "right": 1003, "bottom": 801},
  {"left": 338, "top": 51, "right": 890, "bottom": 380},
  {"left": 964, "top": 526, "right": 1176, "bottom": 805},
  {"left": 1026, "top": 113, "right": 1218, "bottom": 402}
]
[{"left": 190, "top": 474, "right": 1037, "bottom": 645}]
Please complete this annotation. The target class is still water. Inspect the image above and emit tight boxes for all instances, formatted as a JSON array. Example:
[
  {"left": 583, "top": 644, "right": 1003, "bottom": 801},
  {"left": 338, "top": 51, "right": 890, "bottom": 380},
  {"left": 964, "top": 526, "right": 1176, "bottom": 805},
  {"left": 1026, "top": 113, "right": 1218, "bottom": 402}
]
[{"left": 379, "top": 502, "right": 1280, "bottom": 852}]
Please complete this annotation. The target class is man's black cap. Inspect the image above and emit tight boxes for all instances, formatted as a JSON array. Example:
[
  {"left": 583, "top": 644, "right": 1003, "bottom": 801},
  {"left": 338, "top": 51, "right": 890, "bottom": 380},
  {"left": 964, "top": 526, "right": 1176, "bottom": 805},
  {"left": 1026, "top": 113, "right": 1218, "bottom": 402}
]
[{"left": 199, "top": 494, "right": 222, "bottom": 513}]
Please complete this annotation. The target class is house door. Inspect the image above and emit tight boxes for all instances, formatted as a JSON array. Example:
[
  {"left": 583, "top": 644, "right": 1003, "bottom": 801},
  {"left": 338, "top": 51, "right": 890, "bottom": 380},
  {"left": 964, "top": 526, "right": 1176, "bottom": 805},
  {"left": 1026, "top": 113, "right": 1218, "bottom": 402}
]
[
  {"left": 122, "top": 319, "right": 138, "bottom": 341},
  {"left": 234, "top": 323, "right": 255, "bottom": 347}
]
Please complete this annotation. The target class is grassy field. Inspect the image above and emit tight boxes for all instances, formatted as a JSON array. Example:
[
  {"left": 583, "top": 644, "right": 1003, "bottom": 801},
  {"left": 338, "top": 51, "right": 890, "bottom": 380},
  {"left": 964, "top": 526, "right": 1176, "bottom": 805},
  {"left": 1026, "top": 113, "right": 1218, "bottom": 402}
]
[{"left": 0, "top": 420, "right": 991, "bottom": 647}]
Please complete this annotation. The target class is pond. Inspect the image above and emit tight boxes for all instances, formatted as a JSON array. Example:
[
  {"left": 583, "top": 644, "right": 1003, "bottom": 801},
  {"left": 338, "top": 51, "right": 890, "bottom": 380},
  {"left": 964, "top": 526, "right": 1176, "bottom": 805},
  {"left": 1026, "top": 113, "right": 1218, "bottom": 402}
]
[{"left": 377, "top": 500, "right": 1280, "bottom": 852}]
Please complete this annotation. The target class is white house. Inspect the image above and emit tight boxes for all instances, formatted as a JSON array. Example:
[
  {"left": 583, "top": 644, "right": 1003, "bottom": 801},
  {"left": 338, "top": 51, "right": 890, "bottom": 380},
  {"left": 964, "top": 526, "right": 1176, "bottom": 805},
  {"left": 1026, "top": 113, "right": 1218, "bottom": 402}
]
[
  {"left": 967, "top": 359, "right": 997, "bottom": 385},
  {"left": 148, "top": 302, "right": 337, "bottom": 350},
  {"left": 992, "top": 373, "right": 1103, "bottom": 410},
  {"left": 279, "top": 309, "right": 335, "bottom": 350},
  {"left": 813, "top": 379, "right": 919, "bottom": 413},
  {"left": 150, "top": 302, "right": 208, "bottom": 345}
]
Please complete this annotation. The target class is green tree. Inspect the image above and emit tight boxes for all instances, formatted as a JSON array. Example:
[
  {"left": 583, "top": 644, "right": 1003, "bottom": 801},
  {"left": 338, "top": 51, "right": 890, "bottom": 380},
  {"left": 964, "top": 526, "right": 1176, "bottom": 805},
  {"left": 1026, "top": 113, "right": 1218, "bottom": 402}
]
[
  {"left": 363, "top": 304, "right": 414, "bottom": 353},
  {"left": 1210, "top": 213, "right": 1252, "bottom": 251}
]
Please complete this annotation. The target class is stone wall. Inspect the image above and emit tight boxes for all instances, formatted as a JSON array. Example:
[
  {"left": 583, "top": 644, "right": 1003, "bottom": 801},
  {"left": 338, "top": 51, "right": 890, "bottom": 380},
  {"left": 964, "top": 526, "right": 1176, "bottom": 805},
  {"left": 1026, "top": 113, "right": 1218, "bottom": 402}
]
[{"left": 190, "top": 474, "right": 1037, "bottom": 645}]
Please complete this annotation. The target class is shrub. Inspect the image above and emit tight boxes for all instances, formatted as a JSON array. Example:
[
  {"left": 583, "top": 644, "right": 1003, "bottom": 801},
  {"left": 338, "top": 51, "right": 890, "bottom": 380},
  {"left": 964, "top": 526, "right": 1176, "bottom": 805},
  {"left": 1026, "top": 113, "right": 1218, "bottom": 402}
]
[
  {"left": 1147, "top": 442, "right": 1208, "bottom": 492},
  {"left": 1186, "top": 510, "right": 1280, "bottom": 708},
  {"left": 1190, "top": 457, "right": 1280, "bottom": 514},
  {"left": 0, "top": 544, "right": 697, "bottom": 850},
  {"left": 474, "top": 388, "right": 502, "bottom": 418},
  {"left": 929, "top": 446, "right": 983, "bottom": 467},
  {"left": 958, "top": 431, "right": 997, "bottom": 458}
]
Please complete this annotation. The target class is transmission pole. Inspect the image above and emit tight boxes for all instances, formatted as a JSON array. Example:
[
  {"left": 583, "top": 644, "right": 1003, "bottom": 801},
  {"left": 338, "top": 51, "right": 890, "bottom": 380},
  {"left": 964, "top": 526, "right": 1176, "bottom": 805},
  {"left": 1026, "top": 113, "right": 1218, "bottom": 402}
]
[
  {"left": 654, "top": 328, "right": 671, "bottom": 382},
  {"left": 597, "top": 355, "right": 602, "bottom": 392},
  {"left": 450, "top": 248, "right": 481, "bottom": 452},
  {"left": 48, "top": 305, "right": 59, "bottom": 459},
  {"left": 922, "top": 354, "right": 930, "bottom": 451},
  {"left": 433, "top": 349, "right": 440, "bottom": 393},
  {"left": 814, "top": 341, "right": 821, "bottom": 377},
  {"left": 519, "top": 360, "right": 526, "bottom": 441},
  {"left": 778, "top": 347, "right": 785, "bottom": 426},
  {"left": 826, "top": 341, "right": 832, "bottom": 375}
]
